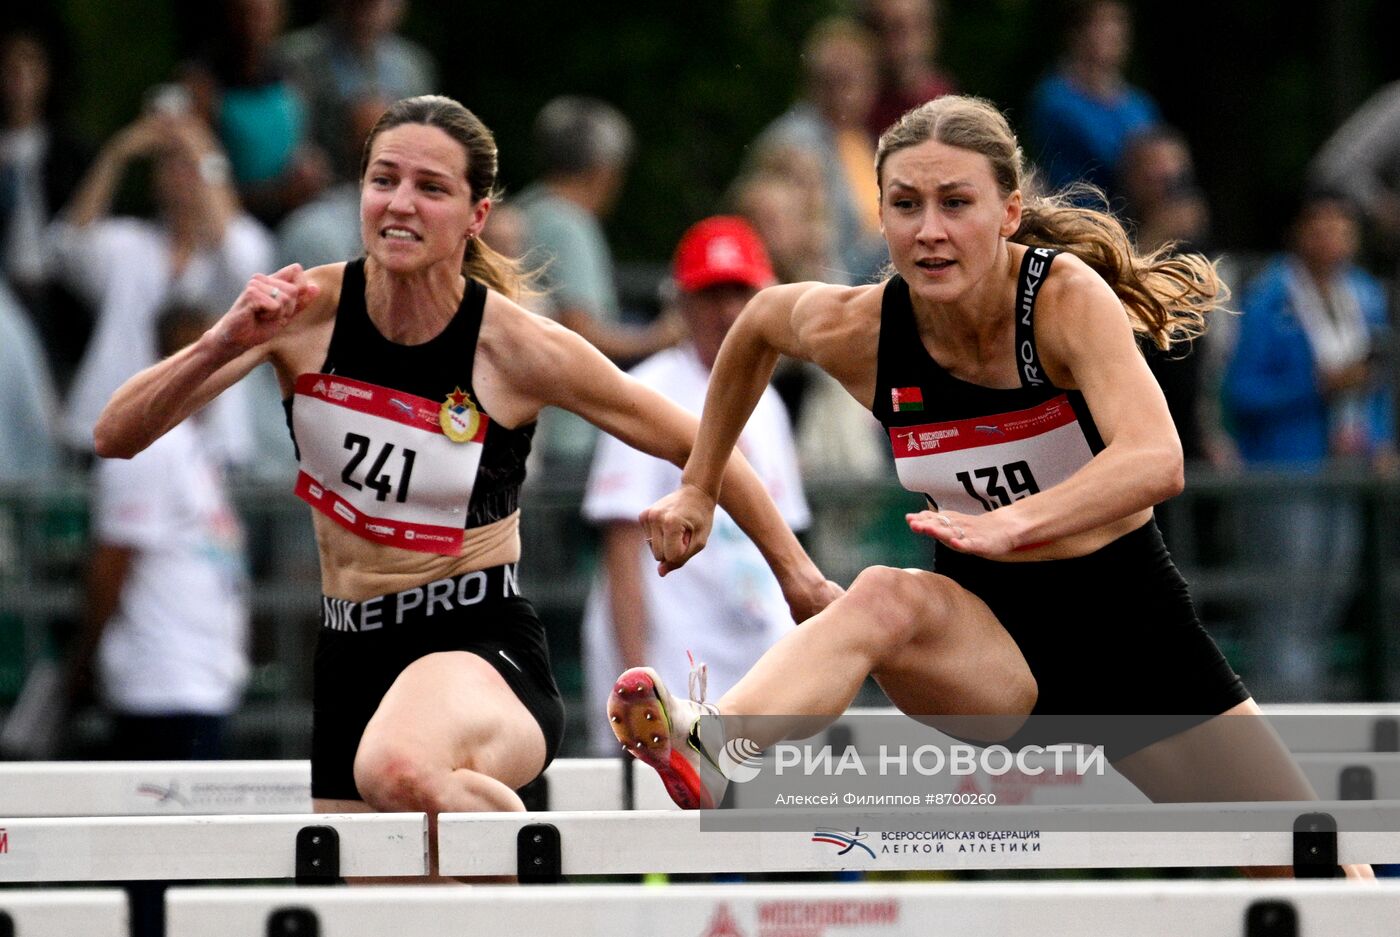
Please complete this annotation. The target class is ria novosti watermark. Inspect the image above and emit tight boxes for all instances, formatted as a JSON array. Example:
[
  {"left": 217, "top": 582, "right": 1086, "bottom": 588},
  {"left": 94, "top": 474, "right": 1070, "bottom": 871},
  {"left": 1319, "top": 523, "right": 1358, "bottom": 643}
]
[
  {"left": 695, "top": 712, "right": 1400, "bottom": 834},
  {"left": 762, "top": 741, "right": 1107, "bottom": 779}
]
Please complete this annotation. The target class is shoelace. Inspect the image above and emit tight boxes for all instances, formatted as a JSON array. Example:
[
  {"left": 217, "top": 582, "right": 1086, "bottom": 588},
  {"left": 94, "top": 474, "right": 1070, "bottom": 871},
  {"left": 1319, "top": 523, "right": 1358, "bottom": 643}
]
[
  {"left": 686, "top": 649, "right": 709, "bottom": 707},
  {"left": 683, "top": 651, "right": 725, "bottom": 774}
]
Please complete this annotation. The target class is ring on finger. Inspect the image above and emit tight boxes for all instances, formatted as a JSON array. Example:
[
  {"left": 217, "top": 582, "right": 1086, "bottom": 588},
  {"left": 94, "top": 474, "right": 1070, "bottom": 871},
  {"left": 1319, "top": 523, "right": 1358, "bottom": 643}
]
[
  {"left": 269, "top": 287, "right": 281, "bottom": 300},
  {"left": 935, "top": 513, "right": 952, "bottom": 527}
]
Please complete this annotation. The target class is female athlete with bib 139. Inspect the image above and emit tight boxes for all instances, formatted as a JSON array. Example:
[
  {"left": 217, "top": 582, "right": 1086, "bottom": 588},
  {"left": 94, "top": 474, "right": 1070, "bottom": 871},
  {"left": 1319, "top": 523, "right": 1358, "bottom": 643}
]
[
  {"left": 611, "top": 95, "right": 1370, "bottom": 878},
  {"left": 90, "top": 95, "right": 852, "bottom": 869}
]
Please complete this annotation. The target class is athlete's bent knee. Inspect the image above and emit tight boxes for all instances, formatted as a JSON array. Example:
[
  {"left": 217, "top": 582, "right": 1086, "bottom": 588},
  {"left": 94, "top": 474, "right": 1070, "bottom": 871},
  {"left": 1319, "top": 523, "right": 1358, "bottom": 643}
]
[
  {"left": 354, "top": 749, "right": 444, "bottom": 814},
  {"left": 998, "top": 665, "right": 1038, "bottom": 719},
  {"left": 845, "top": 566, "right": 953, "bottom": 655}
]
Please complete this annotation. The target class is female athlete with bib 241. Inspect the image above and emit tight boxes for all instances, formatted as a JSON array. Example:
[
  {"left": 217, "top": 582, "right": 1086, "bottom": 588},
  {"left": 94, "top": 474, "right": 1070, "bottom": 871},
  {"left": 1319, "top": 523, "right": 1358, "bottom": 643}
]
[
  {"left": 90, "top": 95, "right": 853, "bottom": 871},
  {"left": 612, "top": 95, "right": 1369, "bottom": 878}
]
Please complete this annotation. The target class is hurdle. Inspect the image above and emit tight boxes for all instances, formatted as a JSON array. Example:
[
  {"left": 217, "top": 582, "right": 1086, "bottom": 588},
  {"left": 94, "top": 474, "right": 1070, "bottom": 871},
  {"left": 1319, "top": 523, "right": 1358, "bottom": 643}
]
[
  {"left": 2, "top": 703, "right": 1393, "bottom": 818},
  {"left": 1297, "top": 753, "right": 1400, "bottom": 799},
  {"left": 0, "top": 758, "right": 679, "bottom": 817},
  {"left": 0, "top": 814, "right": 426, "bottom": 882},
  {"left": 0, "top": 889, "right": 127, "bottom": 937},
  {"left": 4, "top": 753, "right": 1396, "bottom": 817},
  {"left": 0, "top": 761, "right": 311, "bottom": 817},
  {"left": 435, "top": 803, "right": 1400, "bottom": 879},
  {"left": 1258, "top": 704, "right": 1400, "bottom": 752},
  {"left": 163, "top": 881, "right": 1400, "bottom": 937},
  {"left": 524, "top": 757, "right": 676, "bottom": 811}
]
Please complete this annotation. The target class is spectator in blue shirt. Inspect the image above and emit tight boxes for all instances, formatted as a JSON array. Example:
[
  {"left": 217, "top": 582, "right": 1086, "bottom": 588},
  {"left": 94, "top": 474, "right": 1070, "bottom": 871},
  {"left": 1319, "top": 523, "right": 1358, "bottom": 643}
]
[
  {"left": 1026, "top": 0, "right": 1160, "bottom": 200},
  {"left": 1225, "top": 192, "right": 1394, "bottom": 470},
  {"left": 1223, "top": 190, "right": 1395, "bottom": 702}
]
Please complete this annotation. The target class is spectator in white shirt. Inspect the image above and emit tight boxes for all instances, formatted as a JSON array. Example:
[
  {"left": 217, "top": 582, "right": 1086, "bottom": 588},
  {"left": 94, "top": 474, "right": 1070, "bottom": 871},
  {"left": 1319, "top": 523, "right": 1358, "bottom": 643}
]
[
  {"left": 50, "top": 103, "right": 277, "bottom": 468},
  {"left": 68, "top": 304, "right": 250, "bottom": 759},
  {"left": 581, "top": 216, "right": 809, "bottom": 754}
]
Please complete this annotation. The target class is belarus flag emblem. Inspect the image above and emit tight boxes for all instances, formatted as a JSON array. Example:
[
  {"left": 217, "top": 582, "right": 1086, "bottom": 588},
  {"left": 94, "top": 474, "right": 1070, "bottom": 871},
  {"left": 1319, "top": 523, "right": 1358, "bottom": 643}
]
[{"left": 891, "top": 386, "right": 924, "bottom": 412}]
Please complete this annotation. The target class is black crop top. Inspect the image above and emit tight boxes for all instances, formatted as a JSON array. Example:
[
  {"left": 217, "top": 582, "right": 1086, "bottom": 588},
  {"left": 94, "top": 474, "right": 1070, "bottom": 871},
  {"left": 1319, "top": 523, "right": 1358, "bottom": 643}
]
[
  {"left": 871, "top": 248, "right": 1105, "bottom": 515},
  {"left": 284, "top": 260, "right": 533, "bottom": 553}
]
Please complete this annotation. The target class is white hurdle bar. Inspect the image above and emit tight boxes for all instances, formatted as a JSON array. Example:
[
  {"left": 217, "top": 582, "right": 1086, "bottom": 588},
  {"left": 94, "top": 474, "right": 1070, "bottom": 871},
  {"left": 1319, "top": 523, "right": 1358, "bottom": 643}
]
[
  {"left": 0, "top": 889, "right": 127, "bottom": 937},
  {"left": 436, "top": 803, "right": 1400, "bottom": 878},
  {"left": 1258, "top": 704, "right": 1400, "bottom": 752},
  {"left": 0, "top": 758, "right": 678, "bottom": 817},
  {"left": 0, "top": 761, "right": 311, "bottom": 817},
  {"left": 164, "top": 881, "right": 1400, "bottom": 937},
  {"left": 0, "top": 813, "right": 426, "bottom": 882},
  {"left": 4, "top": 752, "right": 1399, "bottom": 817}
]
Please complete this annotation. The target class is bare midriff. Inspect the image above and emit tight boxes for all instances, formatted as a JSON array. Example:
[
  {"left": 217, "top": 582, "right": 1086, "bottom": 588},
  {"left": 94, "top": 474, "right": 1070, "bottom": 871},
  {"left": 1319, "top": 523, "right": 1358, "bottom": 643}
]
[{"left": 313, "top": 510, "right": 522, "bottom": 601}]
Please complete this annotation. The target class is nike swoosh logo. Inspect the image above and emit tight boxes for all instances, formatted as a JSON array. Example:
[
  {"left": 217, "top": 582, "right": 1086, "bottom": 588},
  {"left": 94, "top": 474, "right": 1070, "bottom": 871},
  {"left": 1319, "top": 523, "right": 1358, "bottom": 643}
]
[{"left": 498, "top": 649, "right": 523, "bottom": 673}]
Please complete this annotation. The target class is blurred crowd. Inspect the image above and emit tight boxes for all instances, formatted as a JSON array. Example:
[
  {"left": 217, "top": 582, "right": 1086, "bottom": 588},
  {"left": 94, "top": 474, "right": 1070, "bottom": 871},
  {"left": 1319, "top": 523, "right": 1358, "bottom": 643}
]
[{"left": 2, "top": 0, "right": 1399, "bottom": 751}]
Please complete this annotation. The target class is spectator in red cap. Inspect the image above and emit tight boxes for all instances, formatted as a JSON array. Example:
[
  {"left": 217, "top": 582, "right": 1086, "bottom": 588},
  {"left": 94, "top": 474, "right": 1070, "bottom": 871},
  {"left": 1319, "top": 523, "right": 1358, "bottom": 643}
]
[{"left": 580, "top": 216, "right": 811, "bottom": 755}]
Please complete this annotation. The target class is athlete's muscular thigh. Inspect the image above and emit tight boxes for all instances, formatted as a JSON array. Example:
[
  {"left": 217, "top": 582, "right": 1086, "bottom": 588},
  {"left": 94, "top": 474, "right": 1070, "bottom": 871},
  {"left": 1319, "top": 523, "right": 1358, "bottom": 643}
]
[
  {"left": 356, "top": 651, "right": 546, "bottom": 791},
  {"left": 870, "top": 569, "right": 1036, "bottom": 724}
]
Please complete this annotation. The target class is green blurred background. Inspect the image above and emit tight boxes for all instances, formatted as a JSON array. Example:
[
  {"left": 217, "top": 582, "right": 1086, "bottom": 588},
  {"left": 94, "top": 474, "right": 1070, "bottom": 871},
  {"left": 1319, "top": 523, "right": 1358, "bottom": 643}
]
[{"left": 36, "top": 0, "right": 1400, "bottom": 266}]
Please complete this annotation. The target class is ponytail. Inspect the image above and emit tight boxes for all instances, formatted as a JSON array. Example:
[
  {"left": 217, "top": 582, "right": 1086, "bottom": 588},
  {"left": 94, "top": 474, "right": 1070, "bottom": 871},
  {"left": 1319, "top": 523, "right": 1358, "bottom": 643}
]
[
  {"left": 1013, "top": 183, "right": 1224, "bottom": 351},
  {"left": 462, "top": 234, "right": 540, "bottom": 303}
]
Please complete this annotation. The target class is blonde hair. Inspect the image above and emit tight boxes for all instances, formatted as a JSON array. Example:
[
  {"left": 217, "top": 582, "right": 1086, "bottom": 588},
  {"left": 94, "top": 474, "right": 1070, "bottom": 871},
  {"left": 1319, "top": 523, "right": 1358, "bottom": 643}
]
[
  {"left": 361, "top": 95, "right": 537, "bottom": 301},
  {"left": 875, "top": 95, "right": 1223, "bottom": 349}
]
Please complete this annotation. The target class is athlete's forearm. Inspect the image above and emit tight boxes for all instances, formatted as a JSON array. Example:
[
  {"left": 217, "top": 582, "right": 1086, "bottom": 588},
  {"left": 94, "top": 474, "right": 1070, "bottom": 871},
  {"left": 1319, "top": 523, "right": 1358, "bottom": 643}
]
[
  {"left": 680, "top": 313, "right": 782, "bottom": 500},
  {"left": 1000, "top": 438, "right": 1184, "bottom": 547},
  {"left": 93, "top": 330, "right": 252, "bottom": 459}
]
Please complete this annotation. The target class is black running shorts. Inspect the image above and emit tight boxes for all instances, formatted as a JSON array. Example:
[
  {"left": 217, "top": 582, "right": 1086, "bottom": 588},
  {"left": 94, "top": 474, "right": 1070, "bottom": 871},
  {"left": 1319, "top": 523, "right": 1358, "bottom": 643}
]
[
  {"left": 932, "top": 518, "right": 1249, "bottom": 759},
  {"left": 310, "top": 563, "right": 565, "bottom": 800}
]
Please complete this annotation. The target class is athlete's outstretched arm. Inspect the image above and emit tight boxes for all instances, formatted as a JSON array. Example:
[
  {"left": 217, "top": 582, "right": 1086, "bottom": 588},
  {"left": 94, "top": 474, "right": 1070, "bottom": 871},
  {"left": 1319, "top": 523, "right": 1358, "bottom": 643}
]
[
  {"left": 639, "top": 283, "right": 823, "bottom": 569},
  {"left": 93, "top": 263, "right": 321, "bottom": 458},
  {"left": 493, "top": 297, "right": 838, "bottom": 623}
]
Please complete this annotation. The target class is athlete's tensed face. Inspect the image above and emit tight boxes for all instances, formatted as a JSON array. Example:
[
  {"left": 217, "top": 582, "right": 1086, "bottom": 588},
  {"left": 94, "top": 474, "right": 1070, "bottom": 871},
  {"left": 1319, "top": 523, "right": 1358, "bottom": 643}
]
[
  {"left": 361, "top": 123, "right": 489, "bottom": 274},
  {"left": 878, "top": 139, "right": 1021, "bottom": 305}
]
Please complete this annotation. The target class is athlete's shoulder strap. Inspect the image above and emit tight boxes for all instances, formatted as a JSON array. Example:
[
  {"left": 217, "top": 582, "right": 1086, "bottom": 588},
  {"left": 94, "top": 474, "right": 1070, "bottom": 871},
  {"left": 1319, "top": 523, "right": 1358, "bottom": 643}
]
[
  {"left": 456, "top": 277, "right": 488, "bottom": 356},
  {"left": 322, "top": 257, "right": 370, "bottom": 370},
  {"left": 873, "top": 274, "right": 925, "bottom": 417},
  {"left": 1013, "top": 247, "right": 1060, "bottom": 390}
]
